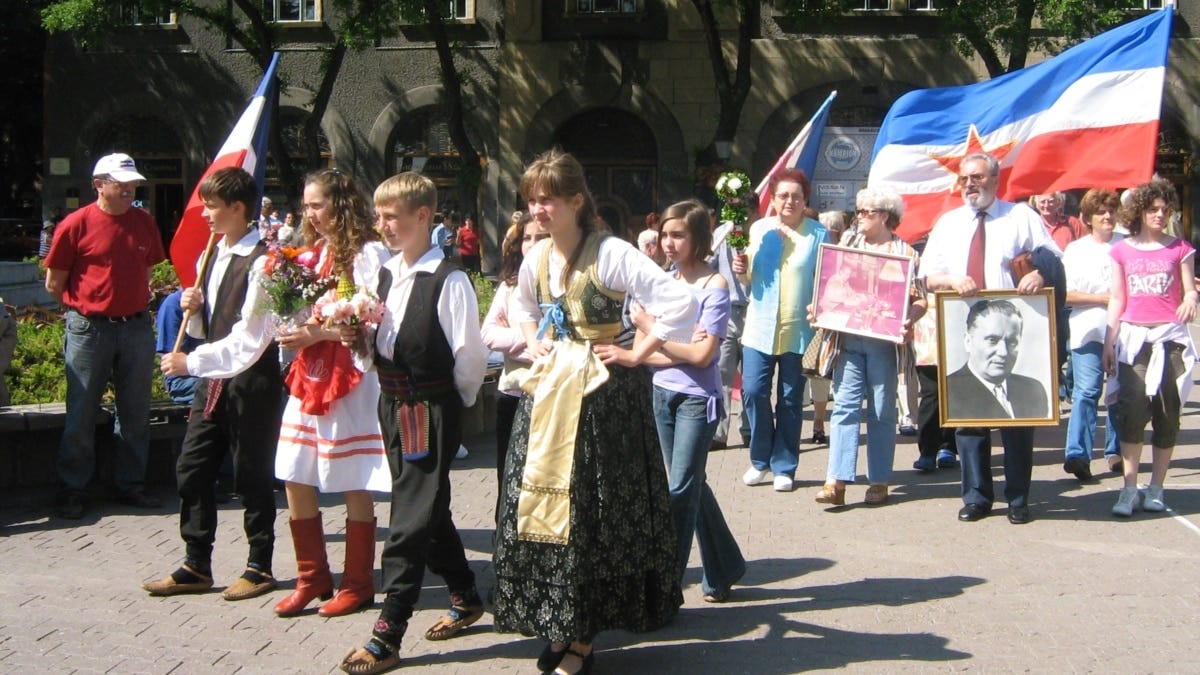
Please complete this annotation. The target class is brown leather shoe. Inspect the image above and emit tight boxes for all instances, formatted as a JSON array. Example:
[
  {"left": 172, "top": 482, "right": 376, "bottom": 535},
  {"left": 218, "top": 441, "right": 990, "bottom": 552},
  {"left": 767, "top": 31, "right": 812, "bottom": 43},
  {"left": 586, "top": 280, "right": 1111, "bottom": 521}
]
[
  {"left": 424, "top": 604, "right": 485, "bottom": 641},
  {"left": 222, "top": 569, "right": 277, "bottom": 601},
  {"left": 142, "top": 566, "right": 214, "bottom": 596}
]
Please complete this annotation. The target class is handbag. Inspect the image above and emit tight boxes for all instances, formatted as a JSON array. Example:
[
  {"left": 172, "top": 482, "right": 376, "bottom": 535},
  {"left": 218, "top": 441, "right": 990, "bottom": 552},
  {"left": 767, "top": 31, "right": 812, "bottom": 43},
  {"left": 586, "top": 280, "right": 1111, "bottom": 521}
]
[{"left": 801, "top": 327, "right": 841, "bottom": 379}]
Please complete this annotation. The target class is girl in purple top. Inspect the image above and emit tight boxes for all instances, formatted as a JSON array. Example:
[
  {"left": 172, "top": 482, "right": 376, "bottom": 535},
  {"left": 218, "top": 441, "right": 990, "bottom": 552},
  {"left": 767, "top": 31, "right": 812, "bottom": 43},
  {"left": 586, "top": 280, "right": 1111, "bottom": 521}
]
[
  {"left": 619, "top": 199, "right": 746, "bottom": 603},
  {"left": 1103, "top": 180, "right": 1197, "bottom": 517}
]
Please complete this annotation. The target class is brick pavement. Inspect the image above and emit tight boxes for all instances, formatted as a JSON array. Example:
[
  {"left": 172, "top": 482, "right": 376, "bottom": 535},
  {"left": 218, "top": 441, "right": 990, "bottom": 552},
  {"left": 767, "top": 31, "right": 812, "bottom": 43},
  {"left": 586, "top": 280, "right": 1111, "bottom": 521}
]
[{"left": 3, "top": 379, "right": 1200, "bottom": 673}]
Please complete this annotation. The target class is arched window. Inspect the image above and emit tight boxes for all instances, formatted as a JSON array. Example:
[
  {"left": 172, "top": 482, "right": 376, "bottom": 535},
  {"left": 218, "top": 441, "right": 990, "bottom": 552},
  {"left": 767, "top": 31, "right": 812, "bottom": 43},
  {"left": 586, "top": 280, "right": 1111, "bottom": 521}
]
[{"left": 388, "top": 107, "right": 465, "bottom": 196}]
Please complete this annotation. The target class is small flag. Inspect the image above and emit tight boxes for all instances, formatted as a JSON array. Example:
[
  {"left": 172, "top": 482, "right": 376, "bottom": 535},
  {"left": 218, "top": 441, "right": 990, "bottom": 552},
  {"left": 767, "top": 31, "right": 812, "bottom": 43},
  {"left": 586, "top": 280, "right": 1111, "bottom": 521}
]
[
  {"left": 755, "top": 90, "right": 837, "bottom": 217},
  {"left": 169, "top": 53, "right": 281, "bottom": 287}
]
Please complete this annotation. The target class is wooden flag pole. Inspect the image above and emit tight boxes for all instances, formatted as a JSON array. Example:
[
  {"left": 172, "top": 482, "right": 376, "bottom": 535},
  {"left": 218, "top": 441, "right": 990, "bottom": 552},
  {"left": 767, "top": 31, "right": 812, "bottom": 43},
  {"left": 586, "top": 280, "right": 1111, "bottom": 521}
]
[{"left": 171, "top": 231, "right": 220, "bottom": 354}]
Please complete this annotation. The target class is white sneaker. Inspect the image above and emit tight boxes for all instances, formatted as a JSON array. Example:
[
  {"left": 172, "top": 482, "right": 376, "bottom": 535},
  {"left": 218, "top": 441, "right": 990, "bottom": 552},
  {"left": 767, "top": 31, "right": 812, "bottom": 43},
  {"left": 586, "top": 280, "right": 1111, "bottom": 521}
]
[
  {"left": 455, "top": 444, "right": 469, "bottom": 460},
  {"left": 1112, "top": 487, "right": 1141, "bottom": 517},
  {"left": 742, "top": 467, "right": 772, "bottom": 486},
  {"left": 1141, "top": 485, "right": 1167, "bottom": 512},
  {"left": 773, "top": 475, "right": 795, "bottom": 492}
]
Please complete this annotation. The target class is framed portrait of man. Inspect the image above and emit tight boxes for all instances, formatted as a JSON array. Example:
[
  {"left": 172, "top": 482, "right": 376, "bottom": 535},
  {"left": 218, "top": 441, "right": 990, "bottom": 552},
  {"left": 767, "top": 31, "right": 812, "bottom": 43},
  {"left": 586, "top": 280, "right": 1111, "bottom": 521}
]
[
  {"left": 811, "top": 244, "right": 914, "bottom": 344},
  {"left": 936, "top": 289, "right": 1059, "bottom": 427}
]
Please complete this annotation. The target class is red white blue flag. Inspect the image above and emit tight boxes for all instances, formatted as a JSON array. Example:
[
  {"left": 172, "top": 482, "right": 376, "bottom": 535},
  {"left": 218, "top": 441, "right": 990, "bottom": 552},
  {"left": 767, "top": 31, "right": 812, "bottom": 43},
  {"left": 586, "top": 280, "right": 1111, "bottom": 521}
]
[
  {"left": 755, "top": 90, "right": 838, "bottom": 217},
  {"left": 869, "top": 10, "right": 1172, "bottom": 244},
  {"left": 169, "top": 52, "right": 280, "bottom": 287}
]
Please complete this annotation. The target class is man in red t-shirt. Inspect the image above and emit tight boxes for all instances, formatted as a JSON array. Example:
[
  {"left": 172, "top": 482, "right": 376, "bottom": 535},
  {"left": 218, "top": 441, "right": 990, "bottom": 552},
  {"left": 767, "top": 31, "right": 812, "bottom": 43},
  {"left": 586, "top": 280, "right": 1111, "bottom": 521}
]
[
  {"left": 1031, "top": 192, "right": 1087, "bottom": 252},
  {"left": 44, "top": 152, "right": 166, "bottom": 519}
]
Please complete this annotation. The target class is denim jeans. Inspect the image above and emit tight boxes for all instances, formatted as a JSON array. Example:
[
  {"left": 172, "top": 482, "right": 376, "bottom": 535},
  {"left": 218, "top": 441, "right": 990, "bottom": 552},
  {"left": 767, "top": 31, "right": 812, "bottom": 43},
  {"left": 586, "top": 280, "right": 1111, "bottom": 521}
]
[
  {"left": 1064, "top": 342, "right": 1120, "bottom": 461},
  {"left": 58, "top": 311, "right": 155, "bottom": 493},
  {"left": 828, "top": 335, "right": 897, "bottom": 484},
  {"left": 741, "top": 347, "right": 805, "bottom": 478},
  {"left": 653, "top": 386, "right": 746, "bottom": 595},
  {"left": 715, "top": 304, "right": 750, "bottom": 444}
]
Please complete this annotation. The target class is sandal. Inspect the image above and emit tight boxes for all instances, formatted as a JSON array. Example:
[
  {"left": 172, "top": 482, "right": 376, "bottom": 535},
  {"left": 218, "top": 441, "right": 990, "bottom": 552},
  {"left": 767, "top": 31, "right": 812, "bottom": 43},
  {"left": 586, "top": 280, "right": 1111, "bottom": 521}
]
[
  {"left": 814, "top": 482, "right": 845, "bottom": 506},
  {"left": 864, "top": 484, "right": 889, "bottom": 505},
  {"left": 555, "top": 646, "right": 595, "bottom": 675},
  {"left": 537, "top": 642, "right": 568, "bottom": 672},
  {"left": 339, "top": 646, "right": 400, "bottom": 675}
]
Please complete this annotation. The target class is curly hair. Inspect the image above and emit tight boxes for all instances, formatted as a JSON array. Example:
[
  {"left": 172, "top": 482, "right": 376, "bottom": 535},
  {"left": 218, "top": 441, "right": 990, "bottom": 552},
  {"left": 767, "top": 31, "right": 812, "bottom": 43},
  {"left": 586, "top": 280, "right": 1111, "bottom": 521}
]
[
  {"left": 301, "top": 169, "right": 379, "bottom": 279},
  {"left": 1078, "top": 188, "right": 1120, "bottom": 228},
  {"left": 855, "top": 186, "right": 905, "bottom": 231},
  {"left": 1119, "top": 180, "right": 1179, "bottom": 236}
]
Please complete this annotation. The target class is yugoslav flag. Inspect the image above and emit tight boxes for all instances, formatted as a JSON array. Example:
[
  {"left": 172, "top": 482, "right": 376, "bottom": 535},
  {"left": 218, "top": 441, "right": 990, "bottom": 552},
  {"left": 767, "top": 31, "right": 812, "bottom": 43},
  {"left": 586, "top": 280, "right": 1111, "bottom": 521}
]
[
  {"left": 869, "top": 10, "right": 1172, "bottom": 244},
  {"left": 756, "top": 90, "right": 837, "bottom": 217},
  {"left": 169, "top": 52, "right": 281, "bottom": 287}
]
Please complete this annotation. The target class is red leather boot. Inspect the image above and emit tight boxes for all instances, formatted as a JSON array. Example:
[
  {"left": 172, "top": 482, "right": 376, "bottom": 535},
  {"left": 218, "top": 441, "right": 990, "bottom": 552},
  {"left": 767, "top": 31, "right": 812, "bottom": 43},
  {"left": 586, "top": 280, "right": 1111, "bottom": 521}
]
[
  {"left": 273, "top": 515, "right": 334, "bottom": 617},
  {"left": 318, "top": 518, "right": 377, "bottom": 617}
]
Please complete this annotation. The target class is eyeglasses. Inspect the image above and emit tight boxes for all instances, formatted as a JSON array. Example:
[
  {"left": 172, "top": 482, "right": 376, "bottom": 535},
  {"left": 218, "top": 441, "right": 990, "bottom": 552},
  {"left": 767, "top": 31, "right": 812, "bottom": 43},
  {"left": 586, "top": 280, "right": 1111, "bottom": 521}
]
[
  {"left": 957, "top": 173, "right": 993, "bottom": 185},
  {"left": 774, "top": 193, "right": 805, "bottom": 203},
  {"left": 855, "top": 208, "right": 885, "bottom": 217}
]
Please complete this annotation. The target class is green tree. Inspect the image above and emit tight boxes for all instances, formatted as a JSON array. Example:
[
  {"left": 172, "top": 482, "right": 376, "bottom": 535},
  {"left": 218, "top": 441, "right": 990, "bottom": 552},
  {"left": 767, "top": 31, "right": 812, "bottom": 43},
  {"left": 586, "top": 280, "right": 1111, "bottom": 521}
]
[{"left": 782, "top": 0, "right": 1137, "bottom": 77}]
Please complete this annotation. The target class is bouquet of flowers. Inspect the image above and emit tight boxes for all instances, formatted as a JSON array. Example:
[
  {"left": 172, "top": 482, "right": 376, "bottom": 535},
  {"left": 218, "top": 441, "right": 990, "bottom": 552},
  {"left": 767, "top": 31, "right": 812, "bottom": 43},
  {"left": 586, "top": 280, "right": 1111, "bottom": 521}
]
[
  {"left": 259, "top": 244, "right": 335, "bottom": 320},
  {"left": 313, "top": 277, "right": 385, "bottom": 327},
  {"left": 715, "top": 170, "right": 753, "bottom": 251}
]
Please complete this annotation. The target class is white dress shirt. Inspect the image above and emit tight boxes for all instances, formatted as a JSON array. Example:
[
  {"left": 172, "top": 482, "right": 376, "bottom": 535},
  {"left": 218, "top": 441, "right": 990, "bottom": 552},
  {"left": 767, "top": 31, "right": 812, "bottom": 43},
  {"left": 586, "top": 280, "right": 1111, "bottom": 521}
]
[
  {"left": 921, "top": 199, "right": 1060, "bottom": 289},
  {"left": 372, "top": 247, "right": 488, "bottom": 407}
]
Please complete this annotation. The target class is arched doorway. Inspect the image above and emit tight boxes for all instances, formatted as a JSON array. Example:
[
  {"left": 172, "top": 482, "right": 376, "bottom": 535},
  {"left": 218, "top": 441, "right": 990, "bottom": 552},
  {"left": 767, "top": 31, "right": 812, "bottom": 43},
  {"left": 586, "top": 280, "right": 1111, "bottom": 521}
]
[
  {"left": 554, "top": 108, "right": 658, "bottom": 241},
  {"left": 385, "top": 107, "right": 473, "bottom": 214},
  {"left": 93, "top": 115, "right": 184, "bottom": 245}
]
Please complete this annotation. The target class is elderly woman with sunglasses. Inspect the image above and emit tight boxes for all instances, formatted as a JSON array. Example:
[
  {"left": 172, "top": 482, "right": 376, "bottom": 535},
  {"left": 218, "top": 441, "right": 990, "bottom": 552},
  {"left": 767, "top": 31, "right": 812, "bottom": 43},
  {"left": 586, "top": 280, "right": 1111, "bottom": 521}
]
[{"left": 814, "top": 187, "right": 925, "bottom": 507}]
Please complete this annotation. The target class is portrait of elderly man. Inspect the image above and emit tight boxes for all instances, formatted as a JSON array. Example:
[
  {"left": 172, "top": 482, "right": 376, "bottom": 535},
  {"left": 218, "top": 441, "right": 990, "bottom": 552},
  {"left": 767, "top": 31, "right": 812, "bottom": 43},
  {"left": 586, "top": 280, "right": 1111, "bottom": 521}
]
[{"left": 946, "top": 298, "right": 1050, "bottom": 421}]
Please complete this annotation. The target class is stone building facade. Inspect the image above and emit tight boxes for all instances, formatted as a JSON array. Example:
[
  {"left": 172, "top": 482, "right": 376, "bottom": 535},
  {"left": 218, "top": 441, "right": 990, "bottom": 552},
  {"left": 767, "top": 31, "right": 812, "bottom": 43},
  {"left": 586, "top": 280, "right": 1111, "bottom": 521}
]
[{"left": 42, "top": 1, "right": 1200, "bottom": 269}]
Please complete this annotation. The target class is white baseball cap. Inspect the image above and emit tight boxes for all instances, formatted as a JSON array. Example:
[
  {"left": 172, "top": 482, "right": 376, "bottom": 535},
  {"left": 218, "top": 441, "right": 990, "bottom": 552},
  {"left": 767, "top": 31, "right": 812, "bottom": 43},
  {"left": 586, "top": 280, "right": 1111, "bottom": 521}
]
[{"left": 92, "top": 153, "right": 146, "bottom": 182}]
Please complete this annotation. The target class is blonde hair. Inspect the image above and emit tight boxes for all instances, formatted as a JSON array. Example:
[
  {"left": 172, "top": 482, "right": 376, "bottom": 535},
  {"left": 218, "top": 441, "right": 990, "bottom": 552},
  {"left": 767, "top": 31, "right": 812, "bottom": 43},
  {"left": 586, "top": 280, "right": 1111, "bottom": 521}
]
[{"left": 374, "top": 172, "right": 437, "bottom": 212}]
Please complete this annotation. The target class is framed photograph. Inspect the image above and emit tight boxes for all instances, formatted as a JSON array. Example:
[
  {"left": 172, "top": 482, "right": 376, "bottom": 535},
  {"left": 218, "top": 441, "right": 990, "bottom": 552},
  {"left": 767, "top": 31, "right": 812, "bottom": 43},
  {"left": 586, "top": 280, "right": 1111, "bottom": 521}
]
[
  {"left": 936, "top": 289, "right": 1059, "bottom": 427},
  {"left": 811, "top": 243, "right": 913, "bottom": 344}
]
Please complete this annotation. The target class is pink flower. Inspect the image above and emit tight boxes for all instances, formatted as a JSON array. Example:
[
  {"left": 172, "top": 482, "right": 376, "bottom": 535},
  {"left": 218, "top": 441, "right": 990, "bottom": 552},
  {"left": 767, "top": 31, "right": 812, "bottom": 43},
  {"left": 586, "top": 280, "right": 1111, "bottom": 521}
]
[{"left": 295, "top": 249, "right": 318, "bottom": 269}]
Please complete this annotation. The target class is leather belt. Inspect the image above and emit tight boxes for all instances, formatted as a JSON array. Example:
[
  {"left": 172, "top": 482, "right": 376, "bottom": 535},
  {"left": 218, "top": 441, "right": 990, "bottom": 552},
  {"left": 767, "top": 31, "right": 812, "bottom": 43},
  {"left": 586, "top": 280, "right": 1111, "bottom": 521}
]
[{"left": 68, "top": 307, "right": 146, "bottom": 322}]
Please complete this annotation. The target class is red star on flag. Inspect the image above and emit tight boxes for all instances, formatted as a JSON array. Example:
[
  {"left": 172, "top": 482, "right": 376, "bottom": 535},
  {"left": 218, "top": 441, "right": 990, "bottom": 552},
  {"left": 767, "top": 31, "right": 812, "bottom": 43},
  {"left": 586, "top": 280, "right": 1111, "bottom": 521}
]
[{"left": 931, "top": 124, "right": 1017, "bottom": 192}]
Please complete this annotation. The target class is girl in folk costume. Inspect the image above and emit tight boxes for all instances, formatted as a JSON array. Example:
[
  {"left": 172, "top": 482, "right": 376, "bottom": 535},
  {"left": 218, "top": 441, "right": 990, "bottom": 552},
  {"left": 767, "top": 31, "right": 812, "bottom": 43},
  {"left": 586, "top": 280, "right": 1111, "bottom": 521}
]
[
  {"left": 273, "top": 169, "right": 391, "bottom": 618},
  {"left": 492, "top": 150, "right": 696, "bottom": 675}
]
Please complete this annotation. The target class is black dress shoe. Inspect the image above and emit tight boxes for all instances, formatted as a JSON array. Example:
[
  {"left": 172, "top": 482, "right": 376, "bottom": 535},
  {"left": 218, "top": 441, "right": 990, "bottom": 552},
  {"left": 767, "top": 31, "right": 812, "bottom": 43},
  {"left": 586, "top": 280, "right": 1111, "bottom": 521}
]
[
  {"left": 115, "top": 490, "right": 163, "bottom": 509},
  {"left": 958, "top": 503, "right": 990, "bottom": 522},
  {"left": 1063, "top": 457, "right": 1092, "bottom": 481},
  {"left": 1007, "top": 505, "right": 1031, "bottom": 524}
]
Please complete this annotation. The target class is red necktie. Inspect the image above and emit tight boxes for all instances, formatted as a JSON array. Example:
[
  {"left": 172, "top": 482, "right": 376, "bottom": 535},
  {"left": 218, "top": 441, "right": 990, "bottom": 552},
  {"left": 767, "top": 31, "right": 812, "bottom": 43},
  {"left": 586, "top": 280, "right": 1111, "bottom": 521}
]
[{"left": 966, "top": 211, "right": 987, "bottom": 288}]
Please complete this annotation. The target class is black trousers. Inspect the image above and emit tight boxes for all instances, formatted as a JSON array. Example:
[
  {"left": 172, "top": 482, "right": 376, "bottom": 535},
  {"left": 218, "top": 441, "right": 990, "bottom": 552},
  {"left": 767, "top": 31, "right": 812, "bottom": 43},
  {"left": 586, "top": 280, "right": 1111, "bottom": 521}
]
[
  {"left": 378, "top": 392, "right": 476, "bottom": 624},
  {"left": 177, "top": 378, "right": 282, "bottom": 571},
  {"left": 956, "top": 426, "right": 1035, "bottom": 509},
  {"left": 916, "top": 365, "right": 956, "bottom": 457},
  {"left": 494, "top": 392, "right": 521, "bottom": 522}
]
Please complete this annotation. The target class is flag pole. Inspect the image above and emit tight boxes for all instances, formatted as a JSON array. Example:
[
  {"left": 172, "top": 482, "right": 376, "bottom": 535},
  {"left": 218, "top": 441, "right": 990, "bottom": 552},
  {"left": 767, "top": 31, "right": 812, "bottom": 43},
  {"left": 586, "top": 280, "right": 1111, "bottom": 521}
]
[{"left": 172, "top": 231, "right": 220, "bottom": 354}]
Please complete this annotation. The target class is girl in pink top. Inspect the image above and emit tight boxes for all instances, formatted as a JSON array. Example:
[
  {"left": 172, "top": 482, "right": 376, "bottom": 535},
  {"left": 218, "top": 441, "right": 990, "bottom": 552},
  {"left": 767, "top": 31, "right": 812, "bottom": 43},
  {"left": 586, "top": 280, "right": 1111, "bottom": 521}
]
[{"left": 1103, "top": 180, "right": 1197, "bottom": 517}]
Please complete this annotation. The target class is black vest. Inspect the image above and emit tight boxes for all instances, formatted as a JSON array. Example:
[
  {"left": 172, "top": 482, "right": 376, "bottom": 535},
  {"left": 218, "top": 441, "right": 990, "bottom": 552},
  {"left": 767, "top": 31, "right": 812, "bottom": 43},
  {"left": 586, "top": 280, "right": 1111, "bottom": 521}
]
[
  {"left": 373, "top": 259, "right": 457, "bottom": 387},
  {"left": 201, "top": 241, "right": 280, "bottom": 381}
]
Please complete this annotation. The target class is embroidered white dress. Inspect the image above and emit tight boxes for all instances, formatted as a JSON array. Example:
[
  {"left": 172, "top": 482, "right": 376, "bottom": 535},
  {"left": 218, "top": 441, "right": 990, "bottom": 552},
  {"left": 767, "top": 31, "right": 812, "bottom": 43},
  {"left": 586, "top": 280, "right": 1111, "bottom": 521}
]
[{"left": 274, "top": 242, "right": 392, "bottom": 493}]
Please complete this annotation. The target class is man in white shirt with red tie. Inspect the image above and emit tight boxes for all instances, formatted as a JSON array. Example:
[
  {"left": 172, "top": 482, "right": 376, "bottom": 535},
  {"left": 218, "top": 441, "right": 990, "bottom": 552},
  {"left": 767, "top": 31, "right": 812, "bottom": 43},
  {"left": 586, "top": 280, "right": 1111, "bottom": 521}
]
[{"left": 920, "top": 152, "right": 1059, "bottom": 525}]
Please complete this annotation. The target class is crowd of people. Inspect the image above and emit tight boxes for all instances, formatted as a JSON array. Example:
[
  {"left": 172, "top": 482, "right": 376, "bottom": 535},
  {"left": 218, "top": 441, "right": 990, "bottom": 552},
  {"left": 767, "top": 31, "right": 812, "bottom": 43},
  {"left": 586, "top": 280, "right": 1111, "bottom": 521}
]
[{"left": 33, "top": 146, "right": 1195, "bottom": 674}]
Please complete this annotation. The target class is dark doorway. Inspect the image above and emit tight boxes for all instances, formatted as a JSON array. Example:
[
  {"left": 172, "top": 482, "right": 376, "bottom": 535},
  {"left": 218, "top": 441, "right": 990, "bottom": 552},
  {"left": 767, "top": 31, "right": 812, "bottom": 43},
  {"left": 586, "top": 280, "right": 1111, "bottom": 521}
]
[{"left": 554, "top": 108, "right": 658, "bottom": 241}]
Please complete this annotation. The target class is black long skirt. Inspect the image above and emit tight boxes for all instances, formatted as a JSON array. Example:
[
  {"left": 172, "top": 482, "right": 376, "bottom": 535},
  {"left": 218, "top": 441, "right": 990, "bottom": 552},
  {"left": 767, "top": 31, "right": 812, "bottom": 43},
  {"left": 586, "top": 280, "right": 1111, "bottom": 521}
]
[{"left": 492, "top": 364, "right": 682, "bottom": 643}]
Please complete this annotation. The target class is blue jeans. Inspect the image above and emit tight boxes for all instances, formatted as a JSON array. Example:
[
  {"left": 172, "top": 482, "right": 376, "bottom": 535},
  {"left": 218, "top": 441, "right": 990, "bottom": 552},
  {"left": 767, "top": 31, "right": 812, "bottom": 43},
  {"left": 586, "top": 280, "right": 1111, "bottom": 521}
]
[
  {"left": 828, "top": 335, "right": 897, "bottom": 484},
  {"left": 1064, "top": 342, "right": 1120, "bottom": 461},
  {"left": 58, "top": 311, "right": 156, "bottom": 493},
  {"left": 653, "top": 386, "right": 746, "bottom": 595},
  {"left": 742, "top": 347, "right": 805, "bottom": 478}
]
